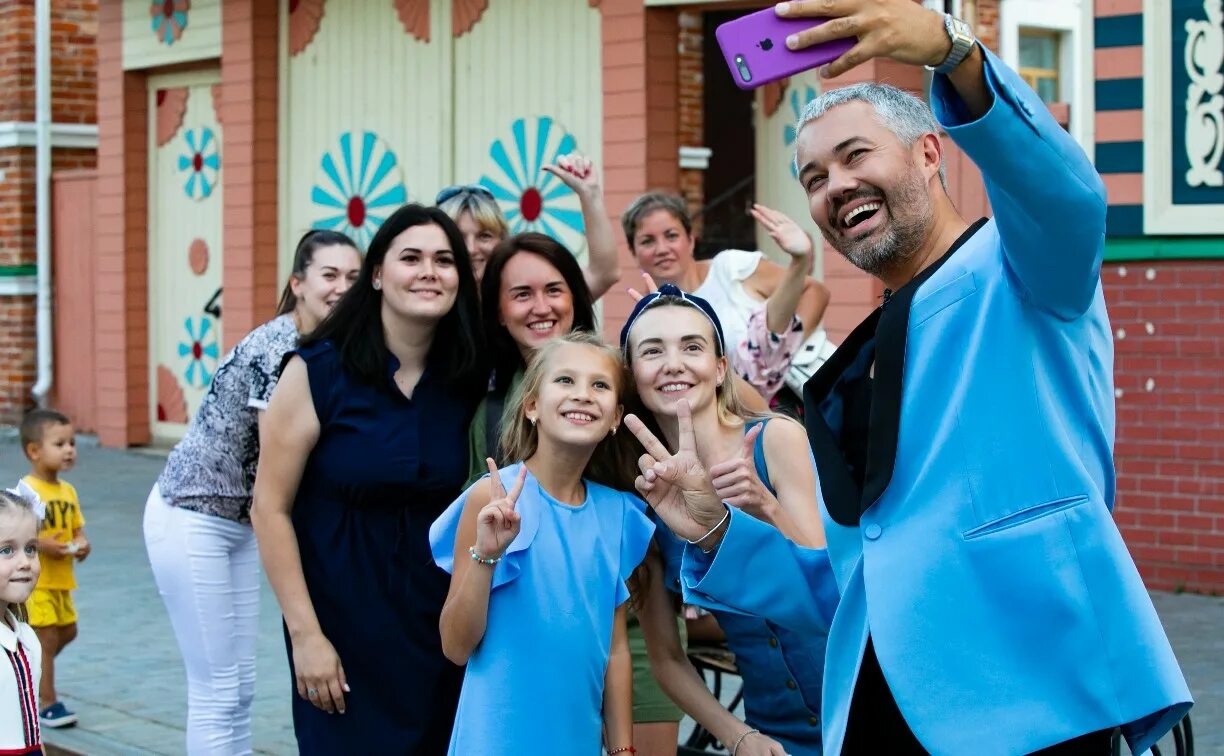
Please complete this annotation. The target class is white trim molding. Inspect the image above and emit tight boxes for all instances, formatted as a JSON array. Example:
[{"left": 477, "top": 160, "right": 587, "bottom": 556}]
[
  {"left": 0, "top": 122, "right": 98, "bottom": 150},
  {"left": 0, "top": 276, "right": 37, "bottom": 296},
  {"left": 679, "top": 146, "right": 713, "bottom": 170},
  {"left": 1144, "top": 0, "right": 1224, "bottom": 234},
  {"left": 998, "top": 0, "right": 1091, "bottom": 152}
]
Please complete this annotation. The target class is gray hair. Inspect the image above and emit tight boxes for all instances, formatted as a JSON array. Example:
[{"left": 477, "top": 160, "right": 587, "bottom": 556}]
[
  {"left": 621, "top": 192, "right": 692, "bottom": 251},
  {"left": 793, "top": 83, "right": 947, "bottom": 190}
]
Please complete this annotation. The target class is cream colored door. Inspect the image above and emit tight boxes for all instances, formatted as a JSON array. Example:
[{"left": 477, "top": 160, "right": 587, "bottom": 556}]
[{"left": 148, "top": 71, "right": 223, "bottom": 441}]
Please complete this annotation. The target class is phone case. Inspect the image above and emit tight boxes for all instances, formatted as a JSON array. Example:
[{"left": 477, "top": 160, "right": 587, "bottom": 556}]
[{"left": 714, "top": 9, "right": 856, "bottom": 90}]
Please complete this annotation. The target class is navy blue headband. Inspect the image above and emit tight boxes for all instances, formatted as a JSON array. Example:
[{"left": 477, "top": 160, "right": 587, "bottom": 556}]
[{"left": 619, "top": 283, "right": 726, "bottom": 356}]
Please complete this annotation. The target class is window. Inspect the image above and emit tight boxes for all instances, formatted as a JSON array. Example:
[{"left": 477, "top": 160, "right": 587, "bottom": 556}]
[{"left": 1018, "top": 29, "right": 1060, "bottom": 103}]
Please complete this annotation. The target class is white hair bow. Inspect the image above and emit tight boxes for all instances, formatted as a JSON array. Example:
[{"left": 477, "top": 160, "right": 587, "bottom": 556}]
[{"left": 5, "top": 480, "right": 45, "bottom": 520}]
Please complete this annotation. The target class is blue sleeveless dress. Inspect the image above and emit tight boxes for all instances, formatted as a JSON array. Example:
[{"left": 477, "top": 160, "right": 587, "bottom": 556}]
[
  {"left": 287, "top": 341, "right": 477, "bottom": 754},
  {"left": 655, "top": 418, "right": 828, "bottom": 754},
  {"left": 429, "top": 464, "right": 655, "bottom": 754}
]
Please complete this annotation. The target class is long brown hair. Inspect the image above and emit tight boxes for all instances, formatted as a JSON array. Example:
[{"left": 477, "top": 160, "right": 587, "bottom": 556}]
[{"left": 275, "top": 229, "right": 360, "bottom": 316}]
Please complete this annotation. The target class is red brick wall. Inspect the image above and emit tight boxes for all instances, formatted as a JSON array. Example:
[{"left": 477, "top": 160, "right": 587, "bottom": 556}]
[
  {"left": 0, "top": 148, "right": 36, "bottom": 268},
  {"left": 0, "top": 295, "right": 35, "bottom": 421},
  {"left": 0, "top": 0, "right": 98, "bottom": 424},
  {"left": 0, "top": 0, "right": 97, "bottom": 123},
  {"left": 1106, "top": 260, "right": 1224, "bottom": 593},
  {"left": 677, "top": 10, "right": 703, "bottom": 233}
]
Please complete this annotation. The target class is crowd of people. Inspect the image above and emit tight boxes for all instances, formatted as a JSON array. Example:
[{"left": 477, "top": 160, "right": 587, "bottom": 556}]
[{"left": 0, "top": 1, "right": 1193, "bottom": 755}]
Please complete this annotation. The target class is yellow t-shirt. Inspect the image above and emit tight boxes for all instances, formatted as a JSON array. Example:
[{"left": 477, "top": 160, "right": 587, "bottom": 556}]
[{"left": 23, "top": 476, "right": 85, "bottom": 591}]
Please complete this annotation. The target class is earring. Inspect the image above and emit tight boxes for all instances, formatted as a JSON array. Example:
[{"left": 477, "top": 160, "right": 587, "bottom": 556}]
[
  {"left": 373, "top": 279, "right": 382, "bottom": 291},
  {"left": 529, "top": 417, "right": 537, "bottom": 427},
  {"left": 611, "top": 427, "right": 617, "bottom": 436}
]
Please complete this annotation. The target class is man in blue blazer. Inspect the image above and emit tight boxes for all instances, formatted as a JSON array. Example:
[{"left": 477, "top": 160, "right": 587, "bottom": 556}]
[{"left": 624, "top": 1, "right": 1192, "bottom": 754}]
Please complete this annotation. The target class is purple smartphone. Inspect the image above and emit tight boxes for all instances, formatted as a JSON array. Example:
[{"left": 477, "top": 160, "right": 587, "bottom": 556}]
[{"left": 715, "top": 9, "right": 856, "bottom": 90}]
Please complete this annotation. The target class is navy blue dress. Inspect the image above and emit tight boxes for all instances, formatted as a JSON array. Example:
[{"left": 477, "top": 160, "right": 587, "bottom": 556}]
[{"left": 287, "top": 340, "right": 476, "bottom": 755}]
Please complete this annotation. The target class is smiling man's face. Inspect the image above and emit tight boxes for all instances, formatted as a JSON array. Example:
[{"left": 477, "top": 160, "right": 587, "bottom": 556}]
[{"left": 795, "top": 100, "right": 937, "bottom": 277}]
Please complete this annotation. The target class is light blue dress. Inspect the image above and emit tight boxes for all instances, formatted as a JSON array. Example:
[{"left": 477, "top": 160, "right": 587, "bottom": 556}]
[{"left": 429, "top": 463, "right": 655, "bottom": 754}]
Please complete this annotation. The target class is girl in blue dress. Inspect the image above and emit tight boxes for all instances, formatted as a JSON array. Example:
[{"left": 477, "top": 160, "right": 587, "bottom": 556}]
[{"left": 430, "top": 331, "right": 655, "bottom": 755}]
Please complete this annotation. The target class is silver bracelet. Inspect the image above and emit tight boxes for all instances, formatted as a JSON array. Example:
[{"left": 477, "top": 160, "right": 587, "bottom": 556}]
[
  {"left": 686, "top": 505, "right": 730, "bottom": 550},
  {"left": 731, "top": 728, "right": 759, "bottom": 755}
]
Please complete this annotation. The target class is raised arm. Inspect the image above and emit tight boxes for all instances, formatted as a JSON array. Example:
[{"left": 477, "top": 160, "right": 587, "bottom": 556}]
[
  {"left": 934, "top": 44, "right": 1107, "bottom": 318},
  {"left": 438, "top": 463, "right": 526, "bottom": 664},
  {"left": 778, "top": 0, "right": 1106, "bottom": 318},
  {"left": 543, "top": 155, "right": 620, "bottom": 300},
  {"left": 251, "top": 356, "right": 347, "bottom": 715}
]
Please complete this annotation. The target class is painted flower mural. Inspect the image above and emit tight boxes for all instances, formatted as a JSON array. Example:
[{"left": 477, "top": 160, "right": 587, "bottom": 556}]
[
  {"left": 480, "top": 117, "right": 586, "bottom": 253},
  {"left": 178, "top": 316, "right": 219, "bottom": 388},
  {"left": 783, "top": 85, "right": 818, "bottom": 178},
  {"left": 311, "top": 131, "right": 408, "bottom": 248},
  {"left": 150, "top": 0, "right": 190, "bottom": 46},
  {"left": 178, "top": 127, "right": 220, "bottom": 201}
]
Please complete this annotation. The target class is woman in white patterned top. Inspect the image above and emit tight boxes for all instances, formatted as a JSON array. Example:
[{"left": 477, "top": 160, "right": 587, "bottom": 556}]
[{"left": 142, "top": 230, "right": 360, "bottom": 756}]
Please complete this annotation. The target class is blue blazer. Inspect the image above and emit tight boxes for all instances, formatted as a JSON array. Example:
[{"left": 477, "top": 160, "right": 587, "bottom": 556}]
[{"left": 679, "top": 49, "right": 1191, "bottom": 756}]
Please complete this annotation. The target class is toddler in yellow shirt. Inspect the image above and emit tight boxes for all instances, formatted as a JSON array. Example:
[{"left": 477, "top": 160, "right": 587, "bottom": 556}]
[{"left": 20, "top": 409, "right": 90, "bottom": 730}]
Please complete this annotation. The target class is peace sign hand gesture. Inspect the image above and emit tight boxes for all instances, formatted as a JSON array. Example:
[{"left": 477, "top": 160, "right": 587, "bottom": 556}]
[
  {"left": 475, "top": 459, "right": 527, "bottom": 560},
  {"left": 624, "top": 399, "right": 727, "bottom": 543},
  {"left": 708, "top": 424, "right": 780, "bottom": 523},
  {"left": 626, "top": 270, "right": 658, "bottom": 302}
]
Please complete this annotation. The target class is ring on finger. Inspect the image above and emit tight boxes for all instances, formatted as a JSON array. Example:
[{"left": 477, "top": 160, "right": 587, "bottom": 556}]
[{"left": 307, "top": 688, "right": 319, "bottom": 698}]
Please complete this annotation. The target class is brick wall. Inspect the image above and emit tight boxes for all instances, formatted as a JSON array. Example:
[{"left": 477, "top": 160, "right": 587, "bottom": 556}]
[
  {"left": 0, "top": 295, "right": 35, "bottom": 421},
  {"left": 0, "top": 0, "right": 98, "bottom": 424},
  {"left": 1105, "top": 260, "right": 1224, "bottom": 593},
  {"left": 677, "top": 10, "right": 703, "bottom": 232},
  {"left": 0, "top": 0, "right": 97, "bottom": 123}
]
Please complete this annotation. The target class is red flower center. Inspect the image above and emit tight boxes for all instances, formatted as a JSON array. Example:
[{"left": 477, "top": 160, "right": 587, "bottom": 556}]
[
  {"left": 192, "top": 341, "right": 202, "bottom": 360},
  {"left": 520, "top": 187, "right": 542, "bottom": 222},
  {"left": 163, "top": 0, "right": 175, "bottom": 19},
  {"left": 192, "top": 153, "right": 203, "bottom": 172},
  {"left": 347, "top": 196, "right": 366, "bottom": 229}
]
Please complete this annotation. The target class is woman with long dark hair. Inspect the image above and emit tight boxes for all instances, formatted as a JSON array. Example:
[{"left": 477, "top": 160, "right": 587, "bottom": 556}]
[
  {"left": 144, "top": 230, "right": 360, "bottom": 755},
  {"left": 252, "top": 204, "right": 485, "bottom": 754}
]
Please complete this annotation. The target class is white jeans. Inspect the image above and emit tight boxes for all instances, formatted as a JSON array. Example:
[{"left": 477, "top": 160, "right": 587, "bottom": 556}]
[{"left": 144, "top": 485, "right": 260, "bottom": 756}]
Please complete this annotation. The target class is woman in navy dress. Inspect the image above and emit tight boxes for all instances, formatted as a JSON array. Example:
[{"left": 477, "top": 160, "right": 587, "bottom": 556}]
[{"left": 252, "top": 204, "right": 486, "bottom": 754}]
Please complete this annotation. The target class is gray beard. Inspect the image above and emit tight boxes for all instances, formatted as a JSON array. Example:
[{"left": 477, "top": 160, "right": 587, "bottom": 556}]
[{"left": 831, "top": 173, "right": 931, "bottom": 278}]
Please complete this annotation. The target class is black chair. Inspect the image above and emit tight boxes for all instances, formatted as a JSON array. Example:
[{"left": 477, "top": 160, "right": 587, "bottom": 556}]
[
  {"left": 680, "top": 642, "right": 745, "bottom": 753},
  {"left": 1110, "top": 714, "right": 1194, "bottom": 756}
]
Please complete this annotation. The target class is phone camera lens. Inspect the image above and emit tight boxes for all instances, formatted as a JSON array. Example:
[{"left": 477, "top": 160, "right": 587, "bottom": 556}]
[{"left": 734, "top": 54, "right": 752, "bottom": 83}]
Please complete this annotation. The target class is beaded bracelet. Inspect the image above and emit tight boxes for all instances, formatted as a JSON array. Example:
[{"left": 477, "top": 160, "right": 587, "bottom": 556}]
[
  {"left": 730, "top": 728, "right": 759, "bottom": 755},
  {"left": 467, "top": 546, "right": 501, "bottom": 566},
  {"left": 608, "top": 747, "right": 636, "bottom": 755}
]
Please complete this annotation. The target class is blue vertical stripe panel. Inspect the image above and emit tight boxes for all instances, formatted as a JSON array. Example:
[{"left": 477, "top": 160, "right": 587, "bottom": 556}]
[
  {"left": 1094, "top": 14, "right": 1143, "bottom": 48},
  {"left": 1095, "top": 78, "right": 1144, "bottom": 111},
  {"left": 1094, "top": 141, "right": 1144, "bottom": 174},
  {"left": 1106, "top": 205, "right": 1144, "bottom": 238}
]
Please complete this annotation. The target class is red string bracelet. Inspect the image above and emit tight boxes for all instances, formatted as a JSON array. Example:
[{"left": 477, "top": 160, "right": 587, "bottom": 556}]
[{"left": 608, "top": 747, "right": 636, "bottom": 754}]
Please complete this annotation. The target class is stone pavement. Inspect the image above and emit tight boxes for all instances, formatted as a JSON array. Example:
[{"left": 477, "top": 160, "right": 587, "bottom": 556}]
[{"left": 0, "top": 436, "right": 1219, "bottom": 755}]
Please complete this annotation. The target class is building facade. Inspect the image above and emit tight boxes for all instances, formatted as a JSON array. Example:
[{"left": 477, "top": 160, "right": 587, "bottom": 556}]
[{"left": 2, "top": 0, "right": 1219, "bottom": 591}]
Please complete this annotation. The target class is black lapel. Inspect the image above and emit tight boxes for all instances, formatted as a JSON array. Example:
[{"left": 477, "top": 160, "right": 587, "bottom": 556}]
[
  {"left": 803, "top": 218, "right": 989, "bottom": 526},
  {"left": 858, "top": 218, "right": 989, "bottom": 517},
  {"left": 803, "top": 309, "right": 881, "bottom": 526}
]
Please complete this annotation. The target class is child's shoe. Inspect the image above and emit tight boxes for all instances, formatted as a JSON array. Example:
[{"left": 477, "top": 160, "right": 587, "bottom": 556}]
[{"left": 39, "top": 701, "right": 78, "bottom": 728}]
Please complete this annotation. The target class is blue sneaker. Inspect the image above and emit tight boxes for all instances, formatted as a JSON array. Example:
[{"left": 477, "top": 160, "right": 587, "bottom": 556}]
[{"left": 39, "top": 701, "right": 77, "bottom": 728}]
